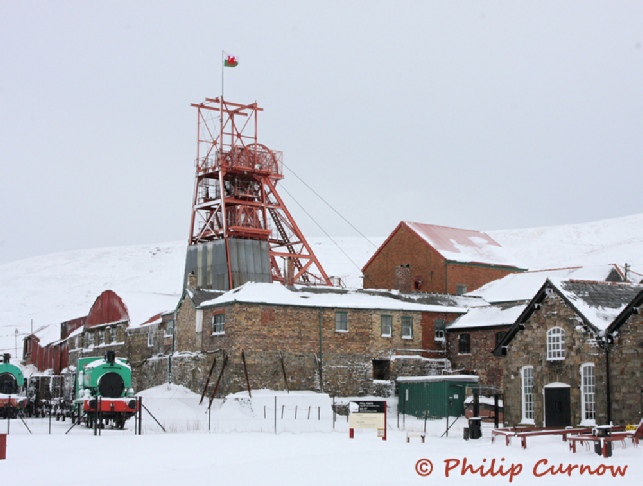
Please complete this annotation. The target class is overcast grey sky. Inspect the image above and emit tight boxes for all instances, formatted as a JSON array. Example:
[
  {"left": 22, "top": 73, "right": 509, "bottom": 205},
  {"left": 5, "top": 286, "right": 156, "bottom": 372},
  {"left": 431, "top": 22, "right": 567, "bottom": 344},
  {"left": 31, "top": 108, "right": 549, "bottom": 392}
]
[{"left": 1, "top": 1, "right": 642, "bottom": 264}]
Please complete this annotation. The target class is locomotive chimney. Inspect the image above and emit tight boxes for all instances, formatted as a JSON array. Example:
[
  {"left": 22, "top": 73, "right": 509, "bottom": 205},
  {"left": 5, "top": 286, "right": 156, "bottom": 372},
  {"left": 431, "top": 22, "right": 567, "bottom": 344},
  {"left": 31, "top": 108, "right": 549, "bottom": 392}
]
[
  {"left": 105, "top": 350, "right": 116, "bottom": 364},
  {"left": 2, "top": 353, "right": 9, "bottom": 364}
]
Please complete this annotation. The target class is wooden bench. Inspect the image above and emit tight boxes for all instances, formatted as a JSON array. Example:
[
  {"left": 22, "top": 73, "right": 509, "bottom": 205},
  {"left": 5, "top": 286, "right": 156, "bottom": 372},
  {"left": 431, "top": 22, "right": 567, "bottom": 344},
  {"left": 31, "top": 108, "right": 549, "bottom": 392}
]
[
  {"left": 406, "top": 431, "right": 426, "bottom": 443},
  {"left": 568, "top": 420, "right": 643, "bottom": 458},
  {"left": 491, "top": 427, "right": 594, "bottom": 449}
]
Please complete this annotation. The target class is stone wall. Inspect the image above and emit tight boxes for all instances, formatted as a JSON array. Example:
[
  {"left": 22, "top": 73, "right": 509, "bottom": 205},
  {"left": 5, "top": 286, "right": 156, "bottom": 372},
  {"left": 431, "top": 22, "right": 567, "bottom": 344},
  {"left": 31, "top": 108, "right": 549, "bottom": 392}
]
[
  {"left": 609, "top": 310, "right": 643, "bottom": 424},
  {"left": 501, "top": 292, "right": 605, "bottom": 426},
  {"left": 164, "top": 299, "right": 441, "bottom": 398}
]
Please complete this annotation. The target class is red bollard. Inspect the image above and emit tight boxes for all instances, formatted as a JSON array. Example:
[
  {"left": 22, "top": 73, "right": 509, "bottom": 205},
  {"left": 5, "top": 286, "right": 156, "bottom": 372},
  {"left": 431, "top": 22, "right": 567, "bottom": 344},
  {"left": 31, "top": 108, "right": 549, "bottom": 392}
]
[{"left": 0, "top": 433, "right": 6, "bottom": 460}]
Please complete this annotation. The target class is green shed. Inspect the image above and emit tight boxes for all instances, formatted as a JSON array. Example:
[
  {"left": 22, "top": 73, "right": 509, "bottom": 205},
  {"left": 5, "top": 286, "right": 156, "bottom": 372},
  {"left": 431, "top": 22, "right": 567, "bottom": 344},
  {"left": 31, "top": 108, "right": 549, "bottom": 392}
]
[{"left": 397, "top": 375, "right": 479, "bottom": 418}]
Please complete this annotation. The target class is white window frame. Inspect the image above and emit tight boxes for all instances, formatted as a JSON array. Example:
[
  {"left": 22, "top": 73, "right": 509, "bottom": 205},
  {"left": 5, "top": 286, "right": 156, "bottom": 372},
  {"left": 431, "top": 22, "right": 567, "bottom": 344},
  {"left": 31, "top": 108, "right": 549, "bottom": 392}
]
[
  {"left": 87, "top": 333, "right": 94, "bottom": 348},
  {"left": 401, "top": 316, "right": 413, "bottom": 339},
  {"left": 380, "top": 315, "right": 392, "bottom": 337},
  {"left": 434, "top": 319, "right": 446, "bottom": 341},
  {"left": 580, "top": 363, "right": 596, "bottom": 425},
  {"left": 212, "top": 314, "right": 225, "bottom": 335},
  {"left": 546, "top": 327, "right": 565, "bottom": 360},
  {"left": 521, "top": 366, "right": 535, "bottom": 424},
  {"left": 335, "top": 311, "right": 348, "bottom": 332},
  {"left": 164, "top": 320, "right": 175, "bottom": 337},
  {"left": 147, "top": 330, "right": 154, "bottom": 347}
]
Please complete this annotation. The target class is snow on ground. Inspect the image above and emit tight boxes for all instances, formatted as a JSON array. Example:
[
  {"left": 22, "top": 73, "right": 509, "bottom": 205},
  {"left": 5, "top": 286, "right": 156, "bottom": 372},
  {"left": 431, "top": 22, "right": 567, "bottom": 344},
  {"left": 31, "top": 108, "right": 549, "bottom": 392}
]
[{"left": 1, "top": 384, "right": 639, "bottom": 485}]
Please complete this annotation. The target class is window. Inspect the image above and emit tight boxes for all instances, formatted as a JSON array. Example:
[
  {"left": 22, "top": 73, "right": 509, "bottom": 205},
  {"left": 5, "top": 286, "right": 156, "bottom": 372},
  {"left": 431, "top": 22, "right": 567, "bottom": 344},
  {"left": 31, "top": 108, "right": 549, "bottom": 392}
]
[
  {"left": 87, "top": 333, "right": 94, "bottom": 347},
  {"left": 456, "top": 284, "right": 467, "bottom": 295},
  {"left": 580, "top": 363, "right": 596, "bottom": 423},
  {"left": 372, "top": 359, "right": 391, "bottom": 380},
  {"left": 401, "top": 316, "right": 413, "bottom": 339},
  {"left": 521, "top": 366, "right": 535, "bottom": 423},
  {"left": 495, "top": 331, "right": 506, "bottom": 346},
  {"left": 147, "top": 330, "right": 154, "bottom": 347},
  {"left": 380, "top": 315, "right": 392, "bottom": 337},
  {"left": 335, "top": 311, "right": 348, "bottom": 332},
  {"left": 165, "top": 320, "right": 175, "bottom": 337},
  {"left": 434, "top": 319, "right": 446, "bottom": 341},
  {"left": 458, "top": 333, "right": 471, "bottom": 354},
  {"left": 97, "top": 329, "right": 104, "bottom": 344},
  {"left": 212, "top": 314, "right": 225, "bottom": 334},
  {"left": 546, "top": 327, "right": 565, "bottom": 360}
]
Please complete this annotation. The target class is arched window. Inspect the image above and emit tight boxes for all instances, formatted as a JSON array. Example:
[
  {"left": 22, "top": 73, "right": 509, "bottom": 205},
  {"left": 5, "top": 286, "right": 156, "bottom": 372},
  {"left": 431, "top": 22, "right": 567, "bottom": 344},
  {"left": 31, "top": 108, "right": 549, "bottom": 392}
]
[
  {"left": 546, "top": 327, "right": 565, "bottom": 360},
  {"left": 580, "top": 363, "right": 596, "bottom": 424},
  {"left": 521, "top": 366, "right": 535, "bottom": 424}
]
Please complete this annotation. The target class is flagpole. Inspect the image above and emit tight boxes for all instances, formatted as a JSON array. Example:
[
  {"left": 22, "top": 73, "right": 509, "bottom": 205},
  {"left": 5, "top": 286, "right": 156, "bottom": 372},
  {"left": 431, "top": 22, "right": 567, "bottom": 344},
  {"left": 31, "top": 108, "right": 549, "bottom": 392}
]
[{"left": 221, "top": 50, "right": 225, "bottom": 99}]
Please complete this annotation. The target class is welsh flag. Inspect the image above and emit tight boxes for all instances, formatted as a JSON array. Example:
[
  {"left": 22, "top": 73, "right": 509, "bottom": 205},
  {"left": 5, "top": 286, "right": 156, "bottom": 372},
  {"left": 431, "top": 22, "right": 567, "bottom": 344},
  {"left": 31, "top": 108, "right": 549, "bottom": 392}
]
[{"left": 224, "top": 55, "right": 239, "bottom": 67}]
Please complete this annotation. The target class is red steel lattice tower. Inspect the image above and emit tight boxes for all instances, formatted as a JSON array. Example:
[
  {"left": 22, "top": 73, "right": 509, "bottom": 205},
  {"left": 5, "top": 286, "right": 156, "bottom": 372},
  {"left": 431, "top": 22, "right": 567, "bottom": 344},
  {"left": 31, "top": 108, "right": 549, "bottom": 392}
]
[{"left": 187, "top": 97, "right": 332, "bottom": 288}]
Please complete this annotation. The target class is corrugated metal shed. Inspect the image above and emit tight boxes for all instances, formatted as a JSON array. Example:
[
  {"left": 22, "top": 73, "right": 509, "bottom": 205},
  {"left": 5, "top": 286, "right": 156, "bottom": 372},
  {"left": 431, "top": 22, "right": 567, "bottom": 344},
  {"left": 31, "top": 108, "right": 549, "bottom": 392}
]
[{"left": 184, "top": 238, "right": 271, "bottom": 291}]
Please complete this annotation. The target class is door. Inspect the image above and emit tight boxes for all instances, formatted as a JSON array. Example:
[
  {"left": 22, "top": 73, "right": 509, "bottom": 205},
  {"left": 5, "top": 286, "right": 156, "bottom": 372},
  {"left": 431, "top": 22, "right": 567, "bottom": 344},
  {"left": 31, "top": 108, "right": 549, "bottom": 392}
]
[{"left": 544, "top": 386, "right": 571, "bottom": 427}]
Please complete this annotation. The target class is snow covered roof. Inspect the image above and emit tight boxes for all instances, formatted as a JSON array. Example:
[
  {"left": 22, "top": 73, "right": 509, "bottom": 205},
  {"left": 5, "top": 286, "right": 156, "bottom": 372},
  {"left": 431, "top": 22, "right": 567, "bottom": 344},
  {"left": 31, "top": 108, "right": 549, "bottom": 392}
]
[
  {"left": 404, "top": 222, "right": 523, "bottom": 268},
  {"left": 467, "top": 264, "right": 623, "bottom": 303},
  {"left": 447, "top": 302, "right": 527, "bottom": 330},
  {"left": 550, "top": 278, "right": 643, "bottom": 331},
  {"left": 397, "top": 374, "right": 479, "bottom": 383},
  {"left": 199, "top": 282, "right": 468, "bottom": 313}
]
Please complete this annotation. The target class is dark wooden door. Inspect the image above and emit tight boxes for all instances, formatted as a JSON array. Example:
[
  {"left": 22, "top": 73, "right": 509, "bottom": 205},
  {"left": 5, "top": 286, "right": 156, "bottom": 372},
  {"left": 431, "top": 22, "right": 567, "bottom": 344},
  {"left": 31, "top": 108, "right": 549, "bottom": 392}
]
[{"left": 545, "top": 387, "right": 571, "bottom": 427}]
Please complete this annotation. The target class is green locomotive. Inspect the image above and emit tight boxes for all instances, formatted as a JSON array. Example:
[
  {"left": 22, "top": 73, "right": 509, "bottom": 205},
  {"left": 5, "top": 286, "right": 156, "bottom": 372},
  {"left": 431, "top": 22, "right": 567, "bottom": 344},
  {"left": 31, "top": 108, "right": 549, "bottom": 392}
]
[
  {"left": 0, "top": 353, "right": 27, "bottom": 418},
  {"left": 75, "top": 351, "right": 138, "bottom": 429}
]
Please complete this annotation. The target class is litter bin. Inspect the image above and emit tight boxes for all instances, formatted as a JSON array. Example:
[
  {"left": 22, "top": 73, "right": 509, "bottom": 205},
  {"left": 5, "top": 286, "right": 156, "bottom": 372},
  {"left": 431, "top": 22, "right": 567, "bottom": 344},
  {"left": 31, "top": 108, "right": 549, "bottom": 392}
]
[
  {"left": 593, "top": 426, "right": 612, "bottom": 457},
  {"left": 0, "top": 434, "right": 6, "bottom": 460},
  {"left": 469, "top": 417, "right": 482, "bottom": 440}
]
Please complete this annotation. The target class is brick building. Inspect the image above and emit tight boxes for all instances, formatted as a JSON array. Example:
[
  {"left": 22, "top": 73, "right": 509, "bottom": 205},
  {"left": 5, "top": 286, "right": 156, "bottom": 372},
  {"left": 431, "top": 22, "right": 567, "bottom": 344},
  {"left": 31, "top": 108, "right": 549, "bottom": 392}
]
[
  {"left": 495, "top": 279, "right": 643, "bottom": 427},
  {"left": 361, "top": 222, "right": 524, "bottom": 294}
]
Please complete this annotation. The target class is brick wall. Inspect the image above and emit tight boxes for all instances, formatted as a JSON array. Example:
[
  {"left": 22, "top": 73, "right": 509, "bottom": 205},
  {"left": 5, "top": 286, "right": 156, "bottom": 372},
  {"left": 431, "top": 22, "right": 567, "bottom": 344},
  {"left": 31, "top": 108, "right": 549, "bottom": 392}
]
[
  {"left": 446, "top": 326, "right": 509, "bottom": 389},
  {"left": 446, "top": 263, "right": 518, "bottom": 295},
  {"left": 363, "top": 225, "right": 446, "bottom": 292},
  {"left": 363, "top": 224, "right": 519, "bottom": 294}
]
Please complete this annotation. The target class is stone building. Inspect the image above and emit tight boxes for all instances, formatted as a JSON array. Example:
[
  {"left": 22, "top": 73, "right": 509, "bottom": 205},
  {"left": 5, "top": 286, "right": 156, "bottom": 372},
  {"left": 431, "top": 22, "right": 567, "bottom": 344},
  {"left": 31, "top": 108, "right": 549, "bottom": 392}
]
[
  {"left": 445, "top": 265, "right": 626, "bottom": 392},
  {"left": 494, "top": 279, "right": 643, "bottom": 427},
  {"left": 361, "top": 222, "right": 524, "bottom": 295},
  {"left": 170, "top": 282, "right": 469, "bottom": 398},
  {"left": 604, "top": 289, "right": 643, "bottom": 424}
]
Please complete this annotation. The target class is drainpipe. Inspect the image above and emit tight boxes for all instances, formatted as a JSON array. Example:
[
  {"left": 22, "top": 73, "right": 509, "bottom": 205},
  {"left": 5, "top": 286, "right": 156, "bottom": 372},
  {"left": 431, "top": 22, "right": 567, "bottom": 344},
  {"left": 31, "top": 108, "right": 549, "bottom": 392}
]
[{"left": 604, "top": 342, "right": 612, "bottom": 424}]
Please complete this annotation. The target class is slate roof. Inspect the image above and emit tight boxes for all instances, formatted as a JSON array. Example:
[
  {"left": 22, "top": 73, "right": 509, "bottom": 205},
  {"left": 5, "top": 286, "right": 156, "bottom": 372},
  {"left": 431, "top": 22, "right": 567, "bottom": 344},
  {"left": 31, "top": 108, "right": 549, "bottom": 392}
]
[{"left": 493, "top": 279, "right": 643, "bottom": 356}]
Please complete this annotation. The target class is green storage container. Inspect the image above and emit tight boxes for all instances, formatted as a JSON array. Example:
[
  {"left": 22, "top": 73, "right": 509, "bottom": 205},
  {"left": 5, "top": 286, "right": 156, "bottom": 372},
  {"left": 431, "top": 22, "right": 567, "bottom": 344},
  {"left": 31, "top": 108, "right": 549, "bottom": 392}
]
[{"left": 397, "top": 375, "right": 479, "bottom": 418}]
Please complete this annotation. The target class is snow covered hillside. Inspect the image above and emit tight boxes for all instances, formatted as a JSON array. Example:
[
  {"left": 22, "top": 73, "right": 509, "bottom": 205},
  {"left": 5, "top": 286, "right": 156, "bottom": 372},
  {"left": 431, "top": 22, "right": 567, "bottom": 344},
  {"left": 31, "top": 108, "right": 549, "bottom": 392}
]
[{"left": 1, "top": 213, "right": 642, "bottom": 357}]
